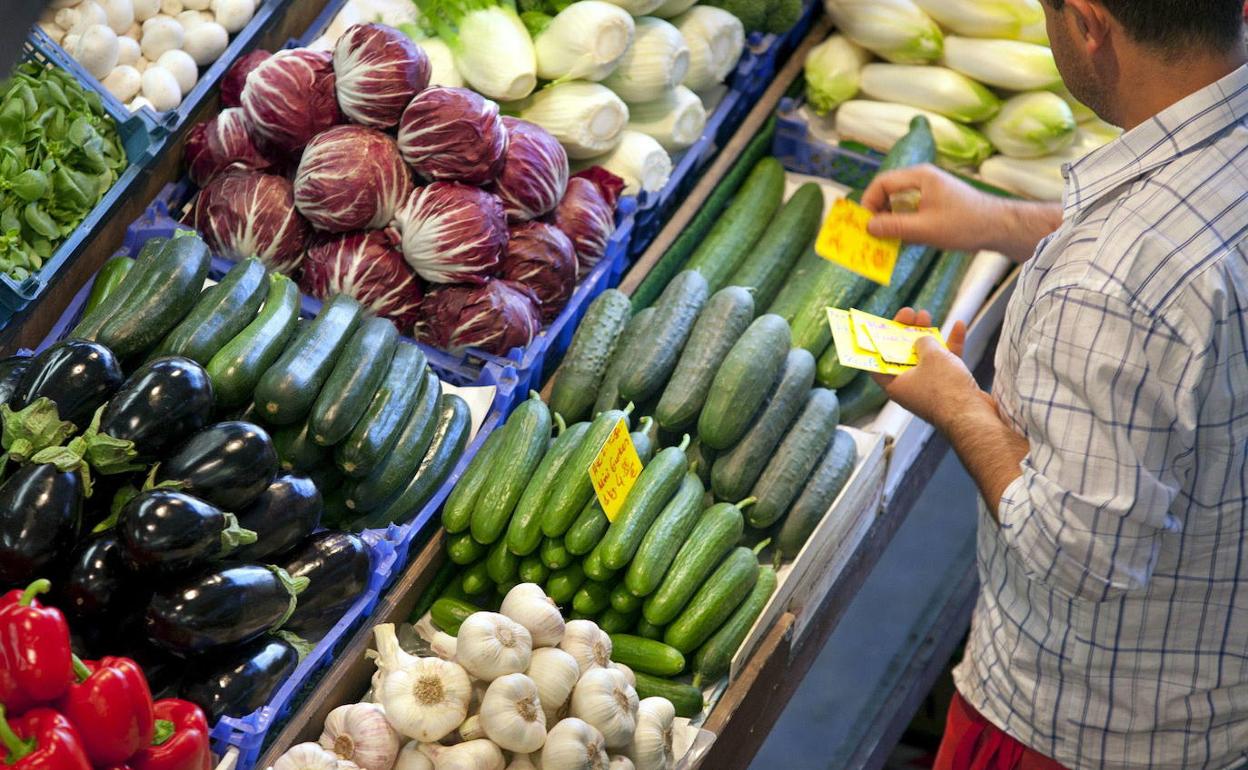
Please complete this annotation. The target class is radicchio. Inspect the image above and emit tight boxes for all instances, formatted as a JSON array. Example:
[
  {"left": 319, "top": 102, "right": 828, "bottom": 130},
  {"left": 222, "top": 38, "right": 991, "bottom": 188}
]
[
  {"left": 553, "top": 174, "right": 619, "bottom": 271},
  {"left": 184, "top": 108, "right": 273, "bottom": 187},
  {"left": 393, "top": 183, "right": 507, "bottom": 284},
  {"left": 500, "top": 221, "right": 577, "bottom": 321},
  {"left": 333, "top": 23, "right": 431, "bottom": 129},
  {"left": 493, "top": 117, "right": 568, "bottom": 223},
  {"left": 293, "top": 125, "right": 413, "bottom": 233},
  {"left": 193, "top": 170, "right": 310, "bottom": 274},
  {"left": 397, "top": 87, "right": 508, "bottom": 185},
  {"left": 221, "top": 50, "right": 271, "bottom": 109},
  {"left": 300, "top": 230, "right": 424, "bottom": 331},
  {"left": 241, "top": 49, "right": 342, "bottom": 155},
  {"left": 415, "top": 280, "right": 542, "bottom": 355}
]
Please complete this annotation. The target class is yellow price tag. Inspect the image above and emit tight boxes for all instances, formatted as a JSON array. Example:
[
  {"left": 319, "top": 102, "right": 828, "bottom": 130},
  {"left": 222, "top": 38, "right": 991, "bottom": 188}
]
[
  {"left": 827, "top": 309, "right": 911, "bottom": 376},
  {"left": 852, "top": 308, "right": 945, "bottom": 366},
  {"left": 814, "top": 198, "right": 901, "bottom": 286},
  {"left": 589, "top": 419, "right": 643, "bottom": 522}
]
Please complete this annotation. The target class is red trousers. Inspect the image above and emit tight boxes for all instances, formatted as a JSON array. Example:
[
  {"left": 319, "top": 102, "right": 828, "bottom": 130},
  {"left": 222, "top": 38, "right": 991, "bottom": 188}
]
[{"left": 934, "top": 692, "right": 1068, "bottom": 770}]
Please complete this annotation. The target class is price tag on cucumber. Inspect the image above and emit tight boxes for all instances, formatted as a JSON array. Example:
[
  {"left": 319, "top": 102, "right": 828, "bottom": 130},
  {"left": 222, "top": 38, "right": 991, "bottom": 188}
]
[{"left": 588, "top": 418, "right": 643, "bottom": 521}]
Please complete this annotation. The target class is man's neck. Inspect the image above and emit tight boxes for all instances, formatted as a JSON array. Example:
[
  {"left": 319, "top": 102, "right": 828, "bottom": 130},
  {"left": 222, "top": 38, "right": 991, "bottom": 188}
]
[{"left": 1115, "top": 49, "right": 1248, "bottom": 130}]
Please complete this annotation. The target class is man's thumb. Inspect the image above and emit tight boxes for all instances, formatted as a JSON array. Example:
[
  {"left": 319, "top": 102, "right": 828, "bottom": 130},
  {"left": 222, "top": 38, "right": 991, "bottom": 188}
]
[{"left": 867, "top": 213, "right": 909, "bottom": 240}]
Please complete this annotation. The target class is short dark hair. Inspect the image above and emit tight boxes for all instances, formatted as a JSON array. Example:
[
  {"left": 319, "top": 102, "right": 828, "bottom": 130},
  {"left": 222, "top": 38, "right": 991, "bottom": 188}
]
[{"left": 1046, "top": 0, "right": 1244, "bottom": 50}]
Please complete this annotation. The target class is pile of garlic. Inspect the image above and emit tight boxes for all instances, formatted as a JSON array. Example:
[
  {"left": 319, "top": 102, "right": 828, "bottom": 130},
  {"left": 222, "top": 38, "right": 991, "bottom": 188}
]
[
  {"left": 35, "top": 0, "right": 258, "bottom": 113},
  {"left": 271, "top": 583, "right": 677, "bottom": 770}
]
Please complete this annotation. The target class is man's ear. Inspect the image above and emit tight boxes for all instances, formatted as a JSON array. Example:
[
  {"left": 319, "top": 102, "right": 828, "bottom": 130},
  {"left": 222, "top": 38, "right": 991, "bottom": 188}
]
[{"left": 1063, "top": 0, "right": 1113, "bottom": 54}]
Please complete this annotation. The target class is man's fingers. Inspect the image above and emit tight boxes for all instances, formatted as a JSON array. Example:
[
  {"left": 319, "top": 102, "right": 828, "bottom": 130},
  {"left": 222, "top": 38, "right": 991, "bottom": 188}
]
[
  {"left": 948, "top": 320, "right": 968, "bottom": 358},
  {"left": 914, "top": 335, "right": 945, "bottom": 359},
  {"left": 894, "top": 307, "right": 917, "bottom": 325},
  {"left": 861, "top": 167, "right": 932, "bottom": 213},
  {"left": 865, "top": 213, "right": 916, "bottom": 240},
  {"left": 914, "top": 309, "right": 933, "bottom": 328}
]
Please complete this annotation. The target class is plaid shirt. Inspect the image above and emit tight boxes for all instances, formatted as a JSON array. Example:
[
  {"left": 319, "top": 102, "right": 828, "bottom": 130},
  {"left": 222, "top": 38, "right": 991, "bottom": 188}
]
[{"left": 954, "top": 65, "right": 1248, "bottom": 770}]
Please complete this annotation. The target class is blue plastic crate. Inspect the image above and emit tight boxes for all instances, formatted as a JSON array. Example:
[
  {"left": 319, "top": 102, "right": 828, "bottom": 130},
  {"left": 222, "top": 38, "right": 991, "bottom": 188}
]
[{"left": 773, "top": 96, "right": 884, "bottom": 189}]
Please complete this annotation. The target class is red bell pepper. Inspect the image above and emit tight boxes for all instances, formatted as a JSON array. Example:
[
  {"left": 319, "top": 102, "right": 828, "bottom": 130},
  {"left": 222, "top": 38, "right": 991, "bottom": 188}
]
[
  {"left": 0, "top": 580, "right": 74, "bottom": 714},
  {"left": 58, "top": 657, "right": 155, "bottom": 767},
  {"left": 0, "top": 706, "right": 92, "bottom": 770},
  {"left": 129, "top": 700, "right": 211, "bottom": 770}
]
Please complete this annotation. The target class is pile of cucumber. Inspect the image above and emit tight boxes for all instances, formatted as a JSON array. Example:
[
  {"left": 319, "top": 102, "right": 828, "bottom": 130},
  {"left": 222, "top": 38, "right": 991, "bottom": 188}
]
[{"left": 73, "top": 240, "right": 471, "bottom": 531}]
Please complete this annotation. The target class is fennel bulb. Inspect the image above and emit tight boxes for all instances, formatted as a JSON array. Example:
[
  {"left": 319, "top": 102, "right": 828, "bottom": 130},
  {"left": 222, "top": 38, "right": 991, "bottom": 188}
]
[
  {"left": 602, "top": 16, "right": 690, "bottom": 103},
  {"left": 859, "top": 64, "right": 1000, "bottom": 123},
  {"left": 836, "top": 99, "right": 993, "bottom": 168},
  {"left": 941, "top": 36, "right": 1060, "bottom": 91},
  {"left": 418, "top": 37, "right": 465, "bottom": 86},
  {"left": 822, "top": 0, "right": 943, "bottom": 64},
  {"left": 579, "top": 130, "right": 672, "bottom": 194},
  {"left": 911, "top": 0, "right": 1043, "bottom": 40},
  {"left": 979, "top": 152, "right": 1071, "bottom": 201},
  {"left": 517, "top": 80, "right": 629, "bottom": 158},
  {"left": 601, "top": 0, "right": 666, "bottom": 16},
  {"left": 803, "top": 34, "right": 870, "bottom": 115},
  {"left": 673, "top": 6, "right": 744, "bottom": 92},
  {"left": 627, "top": 85, "right": 706, "bottom": 150},
  {"left": 651, "top": 0, "right": 697, "bottom": 19},
  {"left": 418, "top": 0, "right": 537, "bottom": 101},
  {"left": 532, "top": 1, "right": 635, "bottom": 81},
  {"left": 984, "top": 91, "right": 1076, "bottom": 158}
]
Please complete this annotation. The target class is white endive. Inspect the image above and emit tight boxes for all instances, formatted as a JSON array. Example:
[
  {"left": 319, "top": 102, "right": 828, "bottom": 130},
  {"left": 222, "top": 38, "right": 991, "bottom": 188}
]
[
  {"left": 517, "top": 81, "right": 630, "bottom": 158},
  {"left": 911, "top": 0, "right": 1043, "bottom": 40},
  {"left": 559, "top": 620, "right": 613, "bottom": 674},
  {"left": 540, "top": 719, "right": 610, "bottom": 770},
  {"left": 420, "top": 37, "right": 464, "bottom": 87},
  {"left": 627, "top": 86, "right": 706, "bottom": 151},
  {"left": 979, "top": 152, "right": 1069, "bottom": 201},
  {"left": 395, "top": 742, "right": 435, "bottom": 770},
  {"left": 859, "top": 64, "right": 1000, "bottom": 123},
  {"left": 480, "top": 674, "right": 547, "bottom": 753},
  {"left": 1050, "top": 81, "right": 1095, "bottom": 123},
  {"left": 570, "top": 666, "right": 639, "bottom": 749},
  {"left": 650, "top": 0, "right": 695, "bottom": 19},
  {"left": 822, "top": 0, "right": 943, "bottom": 64},
  {"left": 672, "top": 6, "right": 743, "bottom": 92},
  {"left": 941, "top": 36, "right": 1060, "bottom": 91},
  {"left": 533, "top": 1, "right": 635, "bottom": 82},
  {"left": 582, "top": 130, "right": 672, "bottom": 195},
  {"left": 1075, "top": 118, "right": 1120, "bottom": 150},
  {"left": 603, "top": 17, "right": 689, "bottom": 103},
  {"left": 319, "top": 703, "right": 400, "bottom": 770},
  {"left": 457, "top": 612, "right": 534, "bottom": 681},
  {"left": 984, "top": 91, "right": 1076, "bottom": 158},
  {"left": 501, "top": 583, "right": 566, "bottom": 648},
  {"left": 417, "top": 741, "right": 505, "bottom": 770},
  {"left": 627, "top": 698, "right": 674, "bottom": 770},
  {"left": 373, "top": 624, "right": 473, "bottom": 742},
  {"left": 527, "top": 646, "right": 581, "bottom": 723},
  {"left": 835, "top": 100, "right": 994, "bottom": 168},
  {"left": 803, "top": 34, "right": 870, "bottom": 115}
]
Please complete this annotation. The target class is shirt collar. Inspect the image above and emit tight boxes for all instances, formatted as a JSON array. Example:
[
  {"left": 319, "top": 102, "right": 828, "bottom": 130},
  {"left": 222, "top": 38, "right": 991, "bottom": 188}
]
[{"left": 1060, "top": 64, "right": 1248, "bottom": 216}]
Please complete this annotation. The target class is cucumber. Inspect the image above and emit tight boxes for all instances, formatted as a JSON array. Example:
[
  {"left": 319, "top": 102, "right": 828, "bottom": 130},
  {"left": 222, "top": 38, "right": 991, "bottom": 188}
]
[
  {"left": 518, "top": 554, "right": 549, "bottom": 584},
  {"left": 542, "top": 407, "right": 631, "bottom": 537},
  {"left": 664, "top": 544, "right": 762, "bottom": 653},
  {"left": 837, "top": 373, "right": 889, "bottom": 424},
  {"left": 698, "top": 314, "right": 791, "bottom": 450},
  {"left": 583, "top": 545, "right": 616, "bottom": 582},
  {"left": 778, "top": 429, "right": 858, "bottom": 557},
  {"left": 347, "top": 370, "right": 442, "bottom": 513},
  {"left": 336, "top": 344, "right": 427, "bottom": 477},
  {"left": 599, "top": 439, "right": 692, "bottom": 570},
  {"left": 631, "top": 416, "right": 656, "bottom": 464},
  {"left": 411, "top": 559, "right": 460, "bottom": 623},
  {"left": 496, "top": 580, "right": 520, "bottom": 599},
  {"left": 472, "top": 392, "right": 552, "bottom": 545},
  {"left": 623, "top": 468, "right": 706, "bottom": 597},
  {"left": 618, "top": 271, "right": 709, "bottom": 405},
  {"left": 462, "top": 561, "right": 492, "bottom": 596},
  {"left": 611, "top": 583, "right": 641, "bottom": 614},
  {"left": 431, "top": 597, "right": 480, "bottom": 634},
  {"left": 635, "top": 618, "right": 665, "bottom": 641},
  {"left": 309, "top": 316, "right": 399, "bottom": 446},
  {"left": 73, "top": 237, "right": 166, "bottom": 339},
  {"left": 597, "top": 607, "right": 637, "bottom": 634},
  {"left": 443, "top": 421, "right": 511, "bottom": 534},
  {"left": 687, "top": 438, "right": 715, "bottom": 489},
  {"left": 271, "top": 418, "right": 329, "bottom": 474},
  {"left": 911, "top": 250, "right": 972, "bottom": 326},
  {"left": 545, "top": 563, "right": 586, "bottom": 605},
  {"left": 749, "top": 389, "right": 841, "bottom": 528},
  {"left": 254, "top": 295, "right": 363, "bottom": 425},
  {"left": 711, "top": 348, "right": 816, "bottom": 501},
  {"left": 655, "top": 286, "right": 755, "bottom": 432},
  {"left": 767, "top": 247, "right": 825, "bottom": 324},
  {"left": 573, "top": 581, "right": 612, "bottom": 615},
  {"left": 448, "top": 531, "right": 487, "bottom": 564},
  {"left": 632, "top": 672, "right": 703, "bottom": 718},
  {"left": 83, "top": 256, "right": 135, "bottom": 317},
  {"left": 565, "top": 497, "right": 609, "bottom": 556},
  {"left": 155, "top": 257, "right": 267, "bottom": 363},
  {"left": 693, "top": 565, "right": 777, "bottom": 683},
  {"left": 550, "top": 290, "right": 632, "bottom": 423},
  {"left": 368, "top": 392, "right": 471, "bottom": 527},
  {"left": 486, "top": 538, "right": 520, "bottom": 585},
  {"left": 206, "top": 273, "right": 300, "bottom": 408},
  {"left": 643, "top": 498, "right": 749, "bottom": 626},
  {"left": 728, "top": 183, "right": 825, "bottom": 310},
  {"left": 594, "top": 307, "right": 656, "bottom": 415},
  {"left": 507, "top": 419, "right": 591, "bottom": 556},
  {"left": 683, "top": 158, "right": 786, "bottom": 292},
  {"left": 541, "top": 537, "right": 573, "bottom": 570},
  {"left": 610, "top": 634, "right": 686, "bottom": 676},
  {"left": 98, "top": 236, "right": 212, "bottom": 359}
]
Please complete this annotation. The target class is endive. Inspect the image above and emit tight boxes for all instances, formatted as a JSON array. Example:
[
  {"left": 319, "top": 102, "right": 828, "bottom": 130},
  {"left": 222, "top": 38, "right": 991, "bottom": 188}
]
[
  {"left": 530, "top": 1, "right": 636, "bottom": 82},
  {"left": 418, "top": 0, "right": 538, "bottom": 101},
  {"left": 602, "top": 17, "right": 690, "bottom": 103},
  {"left": 911, "top": 0, "right": 1043, "bottom": 40},
  {"left": 1050, "top": 81, "right": 1096, "bottom": 123},
  {"left": 984, "top": 91, "right": 1076, "bottom": 158},
  {"left": 980, "top": 152, "right": 1071, "bottom": 201},
  {"left": 579, "top": 130, "right": 672, "bottom": 194},
  {"left": 516, "top": 80, "right": 630, "bottom": 158},
  {"left": 941, "top": 36, "right": 1061, "bottom": 91},
  {"left": 803, "top": 34, "right": 870, "bottom": 115},
  {"left": 822, "top": 0, "right": 943, "bottom": 65},
  {"left": 627, "top": 85, "right": 706, "bottom": 150},
  {"left": 672, "top": 6, "right": 744, "bottom": 92},
  {"left": 859, "top": 63, "right": 1000, "bottom": 122},
  {"left": 836, "top": 99, "right": 993, "bottom": 168}
]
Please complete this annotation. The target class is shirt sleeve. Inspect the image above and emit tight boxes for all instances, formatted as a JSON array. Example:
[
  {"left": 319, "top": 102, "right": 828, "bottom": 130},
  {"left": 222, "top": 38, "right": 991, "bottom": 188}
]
[{"left": 996, "top": 286, "right": 1198, "bottom": 603}]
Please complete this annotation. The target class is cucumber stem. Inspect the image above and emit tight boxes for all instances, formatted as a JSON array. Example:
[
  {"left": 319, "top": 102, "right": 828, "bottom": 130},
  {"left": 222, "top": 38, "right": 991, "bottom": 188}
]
[
  {"left": 677, "top": 434, "right": 691, "bottom": 451},
  {"left": 553, "top": 413, "right": 567, "bottom": 435},
  {"left": 752, "top": 538, "right": 771, "bottom": 556},
  {"left": 735, "top": 496, "right": 758, "bottom": 510}
]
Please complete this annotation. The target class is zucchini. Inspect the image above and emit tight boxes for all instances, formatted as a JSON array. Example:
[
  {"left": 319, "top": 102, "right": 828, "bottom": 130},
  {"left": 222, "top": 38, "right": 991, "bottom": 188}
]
[
  {"left": 431, "top": 597, "right": 480, "bottom": 634},
  {"left": 471, "top": 392, "right": 552, "bottom": 545},
  {"left": 583, "top": 545, "right": 616, "bottom": 582},
  {"left": 443, "top": 421, "right": 510, "bottom": 534},
  {"left": 541, "top": 407, "right": 632, "bottom": 538},
  {"left": 368, "top": 392, "right": 471, "bottom": 527},
  {"left": 98, "top": 235, "right": 212, "bottom": 359},
  {"left": 711, "top": 348, "right": 816, "bottom": 502},
  {"left": 683, "top": 158, "right": 786, "bottom": 292},
  {"left": 518, "top": 554, "right": 549, "bottom": 584},
  {"left": 206, "top": 273, "right": 300, "bottom": 408},
  {"left": 597, "top": 607, "right": 638, "bottom": 634},
  {"left": 642, "top": 498, "right": 749, "bottom": 626},
  {"left": 635, "top": 618, "right": 665, "bottom": 641},
  {"left": 911, "top": 249, "right": 973, "bottom": 326},
  {"left": 155, "top": 257, "right": 267, "bottom": 363},
  {"left": 506, "top": 419, "right": 591, "bottom": 556},
  {"left": 655, "top": 286, "right": 755, "bottom": 432},
  {"left": 462, "top": 561, "right": 492, "bottom": 596},
  {"left": 486, "top": 538, "right": 520, "bottom": 585},
  {"left": 550, "top": 290, "right": 632, "bottom": 423},
  {"left": 83, "top": 256, "right": 135, "bottom": 317},
  {"left": 611, "top": 583, "right": 641, "bottom": 614},
  {"left": 594, "top": 307, "right": 656, "bottom": 415},
  {"left": 309, "top": 316, "right": 399, "bottom": 446},
  {"left": 565, "top": 497, "right": 609, "bottom": 556},
  {"left": 728, "top": 183, "right": 825, "bottom": 310},
  {"left": 254, "top": 295, "right": 363, "bottom": 425},
  {"left": 346, "top": 370, "right": 442, "bottom": 513},
  {"left": 611, "top": 634, "right": 686, "bottom": 676},
  {"left": 573, "top": 581, "right": 612, "bottom": 615},
  {"left": 664, "top": 544, "right": 762, "bottom": 654},
  {"left": 541, "top": 537, "right": 573, "bottom": 570},
  {"left": 632, "top": 672, "right": 703, "bottom": 718},
  {"left": 336, "top": 344, "right": 427, "bottom": 477},
  {"left": 545, "top": 562, "right": 586, "bottom": 605},
  {"left": 73, "top": 237, "right": 166, "bottom": 339},
  {"left": 631, "top": 416, "right": 656, "bottom": 464},
  {"left": 599, "top": 439, "right": 692, "bottom": 570},
  {"left": 693, "top": 565, "right": 777, "bottom": 684},
  {"left": 778, "top": 429, "right": 858, "bottom": 557},
  {"left": 624, "top": 471, "right": 705, "bottom": 597},
  {"left": 271, "top": 418, "right": 329, "bottom": 474},
  {"left": 698, "top": 314, "right": 791, "bottom": 450},
  {"left": 749, "top": 389, "right": 841, "bottom": 528},
  {"left": 447, "top": 531, "right": 487, "bottom": 565},
  {"left": 618, "top": 271, "right": 709, "bottom": 405},
  {"left": 837, "top": 373, "right": 889, "bottom": 424}
]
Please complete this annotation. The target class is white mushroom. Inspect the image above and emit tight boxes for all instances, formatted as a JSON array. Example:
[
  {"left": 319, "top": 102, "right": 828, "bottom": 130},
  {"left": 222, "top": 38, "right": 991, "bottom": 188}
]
[
  {"left": 156, "top": 49, "right": 197, "bottom": 93},
  {"left": 62, "top": 33, "right": 82, "bottom": 54},
  {"left": 175, "top": 9, "right": 211, "bottom": 28},
  {"left": 159, "top": 0, "right": 183, "bottom": 15},
  {"left": 37, "top": 22, "right": 67, "bottom": 44},
  {"left": 116, "top": 34, "right": 141, "bottom": 65},
  {"left": 134, "top": 55, "right": 151, "bottom": 71},
  {"left": 72, "top": 24, "right": 120, "bottom": 79},
  {"left": 181, "top": 20, "right": 227, "bottom": 65},
  {"left": 55, "top": 1, "right": 107, "bottom": 34},
  {"left": 182, "top": 0, "right": 210, "bottom": 9},
  {"left": 141, "top": 65, "right": 182, "bottom": 109},
  {"left": 99, "top": 0, "right": 134, "bottom": 33},
  {"left": 102, "top": 64, "right": 142, "bottom": 101},
  {"left": 127, "top": 94, "right": 154, "bottom": 112},
  {"left": 211, "top": 0, "right": 254, "bottom": 33},
  {"left": 132, "top": 0, "right": 159, "bottom": 20},
  {"left": 140, "top": 15, "right": 183, "bottom": 59}
]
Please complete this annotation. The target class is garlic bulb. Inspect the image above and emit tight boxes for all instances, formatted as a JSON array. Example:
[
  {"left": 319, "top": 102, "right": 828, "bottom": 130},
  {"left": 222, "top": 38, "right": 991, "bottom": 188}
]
[
  {"left": 560, "top": 621, "right": 612, "bottom": 675},
  {"left": 611, "top": 663, "right": 635, "bottom": 687},
  {"left": 627, "top": 698, "right": 674, "bottom": 770},
  {"left": 501, "top": 583, "right": 566, "bottom": 647},
  {"left": 457, "top": 612, "right": 533, "bottom": 682},
  {"left": 570, "top": 667, "right": 638, "bottom": 750},
  {"left": 320, "top": 703, "right": 400, "bottom": 770},
  {"left": 431, "top": 631, "right": 458, "bottom": 661},
  {"left": 480, "top": 673, "right": 547, "bottom": 753},
  {"left": 395, "top": 742, "right": 434, "bottom": 770},
  {"left": 541, "top": 718, "right": 610, "bottom": 770},
  {"left": 374, "top": 624, "right": 472, "bottom": 741},
  {"left": 505, "top": 756, "right": 538, "bottom": 770},
  {"left": 418, "top": 741, "right": 505, "bottom": 770},
  {"left": 457, "top": 715, "right": 486, "bottom": 741},
  {"left": 527, "top": 647, "right": 580, "bottom": 723},
  {"left": 609, "top": 757, "right": 635, "bottom": 770},
  {"left": 271, "top": 742, "right": 360, "bottom": 770}
]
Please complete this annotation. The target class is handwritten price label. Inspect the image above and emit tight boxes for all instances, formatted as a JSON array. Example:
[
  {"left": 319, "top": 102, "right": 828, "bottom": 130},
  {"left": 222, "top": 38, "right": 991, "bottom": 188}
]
[
  {"left": 814, "top": 198, "right": 901, "bottom": 286},
  {"left": 589, "top": 419, "right": 643, "bottom": 522}
]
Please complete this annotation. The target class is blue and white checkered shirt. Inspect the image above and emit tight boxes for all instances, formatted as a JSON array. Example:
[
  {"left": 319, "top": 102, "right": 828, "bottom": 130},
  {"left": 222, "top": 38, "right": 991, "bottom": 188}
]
[{"left": 954, "top": 65, "right": 1248, "bottom": 770}]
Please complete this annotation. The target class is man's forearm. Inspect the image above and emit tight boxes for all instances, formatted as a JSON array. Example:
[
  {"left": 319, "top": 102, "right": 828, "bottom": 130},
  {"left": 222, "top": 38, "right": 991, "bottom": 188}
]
[
  {"left": 938, "top": 393, "right": 1030, "bottom": 521},
  {"left": 984, "top": 200, "right": 1064, "bottom": 264}
]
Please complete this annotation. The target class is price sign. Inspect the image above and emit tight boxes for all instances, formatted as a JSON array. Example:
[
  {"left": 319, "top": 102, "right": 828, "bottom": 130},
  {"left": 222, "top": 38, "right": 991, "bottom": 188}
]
[
  {"left": 814, "top": 198, "right": 901, "bottom": 286},
  {"left": 589, "top": 419, "right": 642, "bottom": 522}
]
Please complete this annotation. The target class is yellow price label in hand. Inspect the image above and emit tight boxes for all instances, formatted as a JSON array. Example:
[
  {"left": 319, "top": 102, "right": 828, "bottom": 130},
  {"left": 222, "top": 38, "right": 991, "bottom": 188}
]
[
  {"left": 589, "top": 419, "right": 643, "bottom": 522},
  {"left": 852, "top": 308, "right": 945, "bottom": 366},
  {"left": 815, "top": 198, "right": 901, "bottom": 286}
]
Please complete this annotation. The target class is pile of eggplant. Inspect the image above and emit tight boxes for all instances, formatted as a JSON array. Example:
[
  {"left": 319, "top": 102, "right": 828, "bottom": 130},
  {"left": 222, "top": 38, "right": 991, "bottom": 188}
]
[{"left": 0, "top": 339, "right": 374, "bottom": 723}]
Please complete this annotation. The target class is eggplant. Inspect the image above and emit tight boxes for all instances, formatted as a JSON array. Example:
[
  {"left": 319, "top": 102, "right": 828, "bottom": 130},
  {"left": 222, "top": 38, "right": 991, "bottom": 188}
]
[
  {"left": 179, "top": 637, "right": 299, "bottom": 721},
  {"left": 230, "top": 475, "right": 323, "bottom": 562},
  {"left": 145, "top": 563, "right": 306, "bottom": 654},
  {"left": 99, "top": 357, "right": 215, "bottom": 461},
  {"left": 59, "top": 532, "right": 148, "bottom": 653},
  {"left": 0, "top": 355, "right": 31, "bottom": 407},
  {"left": 14, "top": 340, "right": 123, "bottom": 430},
  {"left": 154, "top": 421, "right": 279, "bottom": 510},
  {"left": 278, "top": 531, "right": 372, "bottom": 637},
  {"left": 0, "top": 463, "right": 83, "bottom": 586},
  {"left": 118, "top": 490, "right": 257, "bottom": 574}
]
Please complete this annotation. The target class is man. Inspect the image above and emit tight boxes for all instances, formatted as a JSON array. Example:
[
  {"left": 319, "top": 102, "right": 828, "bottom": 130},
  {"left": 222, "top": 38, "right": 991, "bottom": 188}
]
[{"left": 859, "top": 1, "right": 1248, "bottom": 768}]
